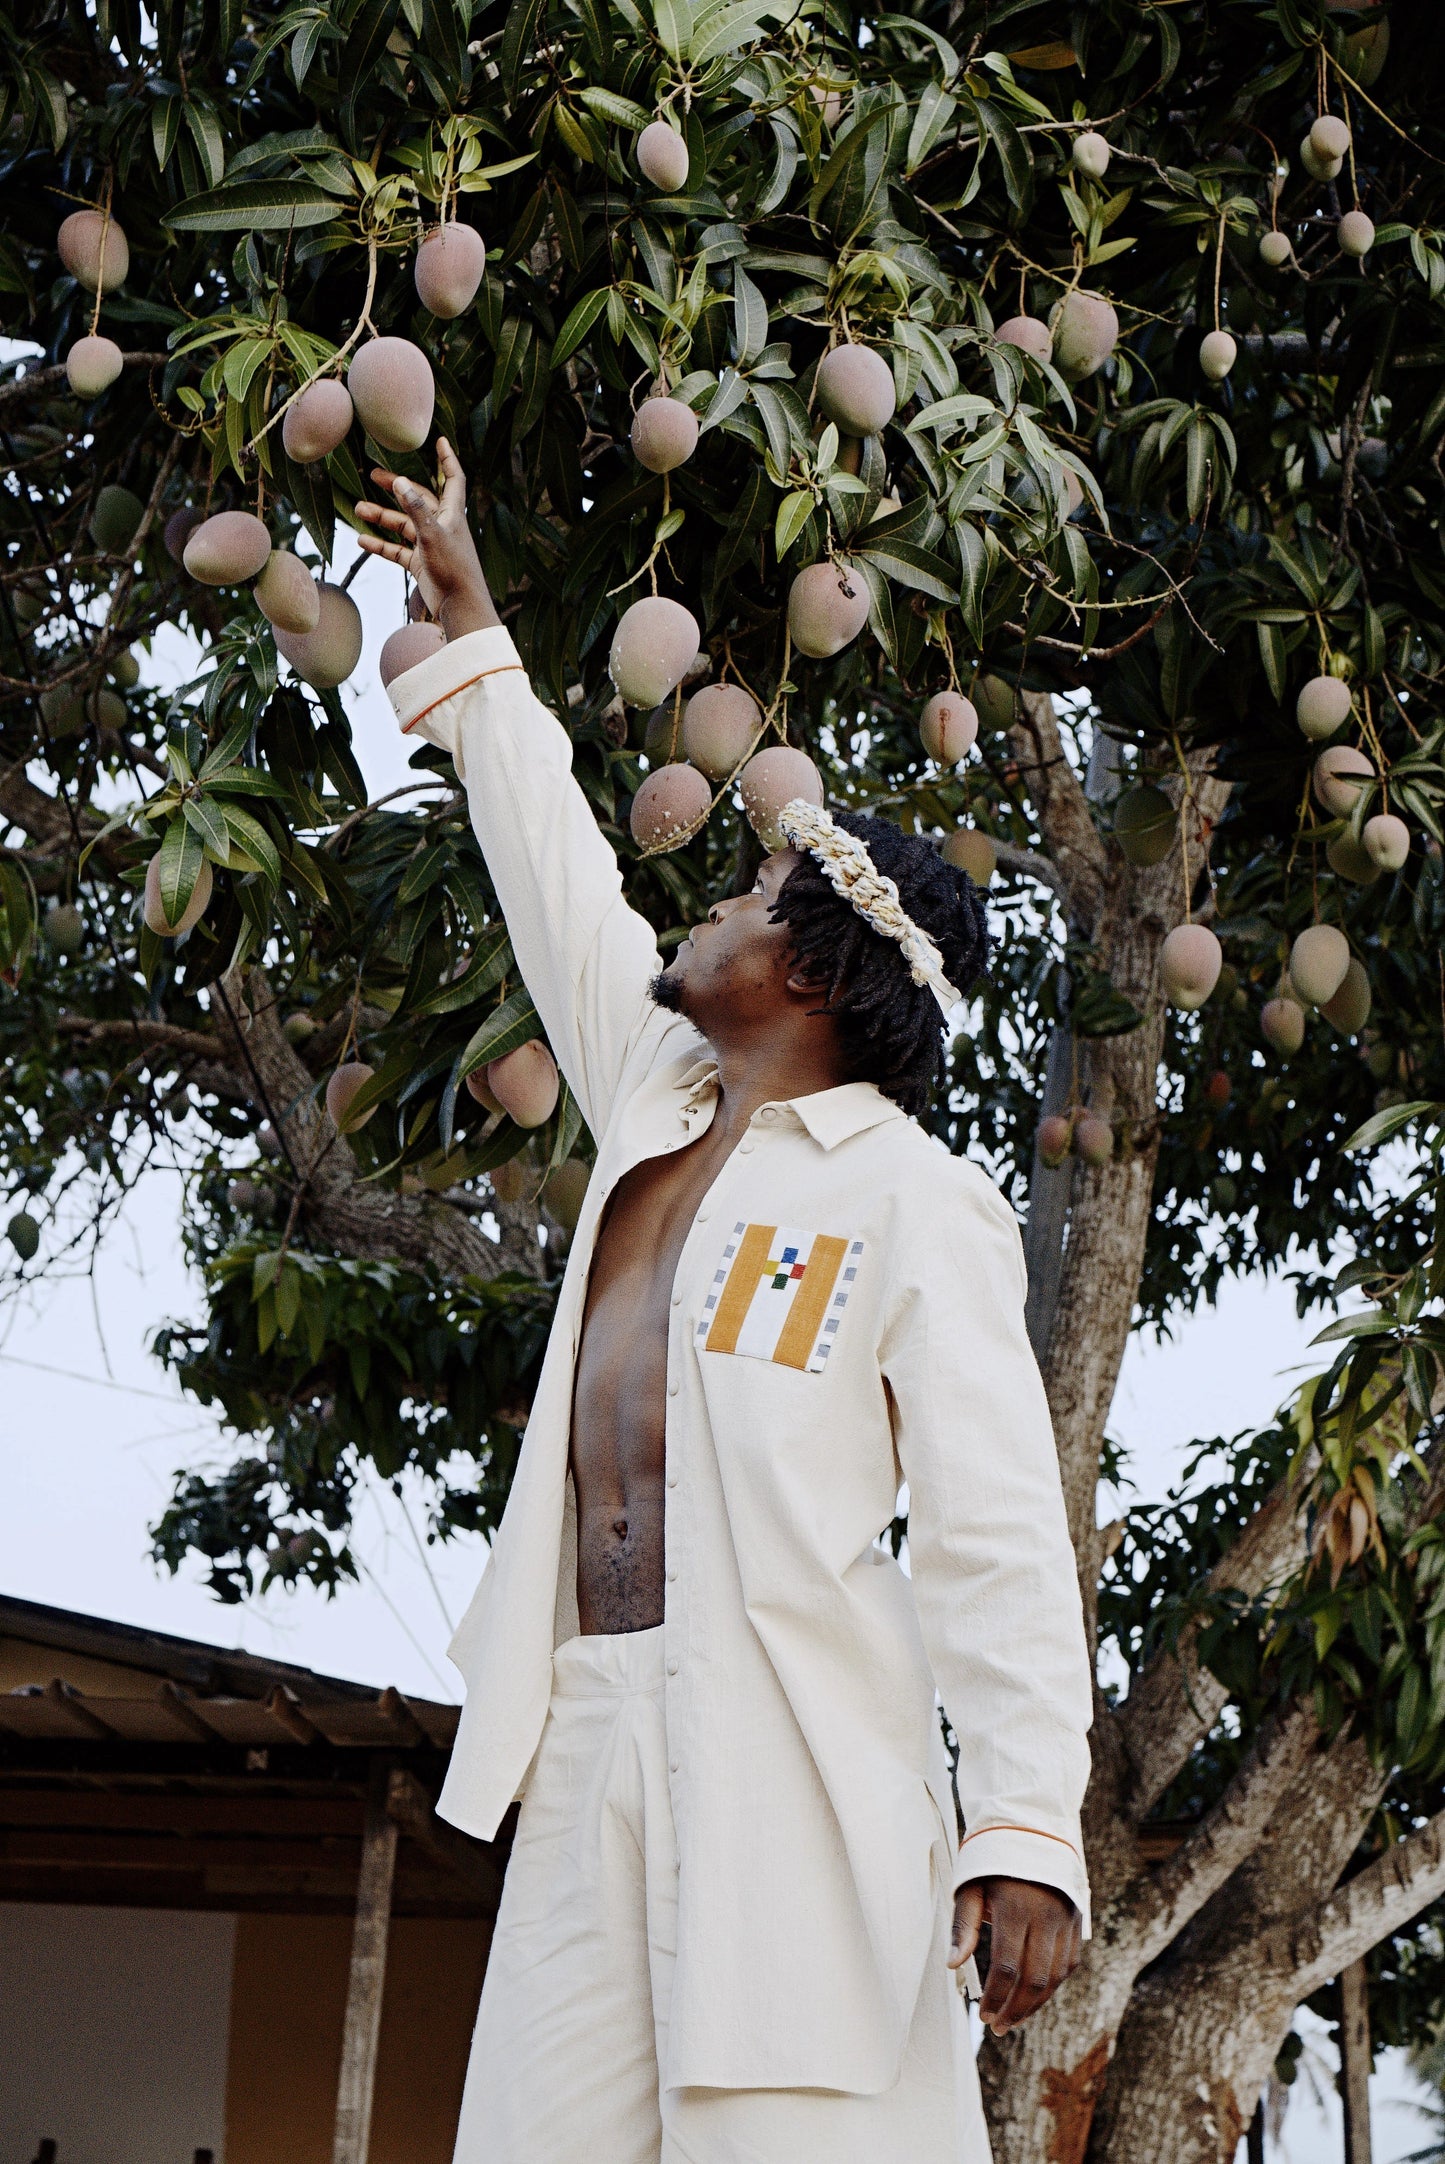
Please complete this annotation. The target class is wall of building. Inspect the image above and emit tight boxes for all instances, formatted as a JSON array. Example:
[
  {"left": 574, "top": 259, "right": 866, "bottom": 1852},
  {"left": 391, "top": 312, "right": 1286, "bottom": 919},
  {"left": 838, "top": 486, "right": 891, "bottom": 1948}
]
[
  {"left": 224, "top": 1914, "right": 489, "bottom": 2164},
  {"left": 0, "top": 1904, "right": 490, "bottom": 2164},
  {"left": 0, "top": 1903, "right": 234, "bottom": 2164}
]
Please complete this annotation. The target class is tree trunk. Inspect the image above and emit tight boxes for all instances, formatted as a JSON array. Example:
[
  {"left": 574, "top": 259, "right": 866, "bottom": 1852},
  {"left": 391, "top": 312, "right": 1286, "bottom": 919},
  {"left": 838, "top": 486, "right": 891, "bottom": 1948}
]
[
  {"left": 1090, "top": 1733, "right": 1385, "bottom": 2164},
  {"left": 1340, "top": 1960, "right": 1373, "bottom": 2164}
]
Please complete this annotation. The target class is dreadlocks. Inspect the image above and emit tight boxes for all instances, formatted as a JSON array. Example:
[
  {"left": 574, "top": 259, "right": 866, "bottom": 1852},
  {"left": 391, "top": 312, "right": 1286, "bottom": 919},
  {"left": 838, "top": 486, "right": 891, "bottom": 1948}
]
[{"left": 767, "top": 813, "right": 990, "bottom": 1118}]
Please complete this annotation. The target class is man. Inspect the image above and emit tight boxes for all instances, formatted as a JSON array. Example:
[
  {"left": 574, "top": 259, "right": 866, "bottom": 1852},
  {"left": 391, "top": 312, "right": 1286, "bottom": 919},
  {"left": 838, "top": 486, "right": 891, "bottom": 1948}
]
[{"left": 356, "top": 442, "right": 1092, "bottom": 2163}]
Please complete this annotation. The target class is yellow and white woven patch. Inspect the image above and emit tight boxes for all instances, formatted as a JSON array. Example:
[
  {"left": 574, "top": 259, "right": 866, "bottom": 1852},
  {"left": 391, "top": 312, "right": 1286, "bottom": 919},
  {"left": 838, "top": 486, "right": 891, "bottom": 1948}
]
[{"left": 695, "top": 1222, "right": 864, "bottom": 1374}]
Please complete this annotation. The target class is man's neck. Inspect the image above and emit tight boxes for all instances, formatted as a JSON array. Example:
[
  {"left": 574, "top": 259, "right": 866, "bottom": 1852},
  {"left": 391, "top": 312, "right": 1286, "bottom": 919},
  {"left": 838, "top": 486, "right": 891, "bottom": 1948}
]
[{"left": 703, "top": 1030, "right": 850, "bottom": 1144}]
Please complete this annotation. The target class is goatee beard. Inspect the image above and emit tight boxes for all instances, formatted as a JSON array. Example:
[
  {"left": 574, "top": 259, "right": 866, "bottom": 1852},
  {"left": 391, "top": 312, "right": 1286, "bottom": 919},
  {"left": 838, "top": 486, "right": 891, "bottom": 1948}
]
[{"left": 649, "top": 969, "right": 684, "bottom": 1012}]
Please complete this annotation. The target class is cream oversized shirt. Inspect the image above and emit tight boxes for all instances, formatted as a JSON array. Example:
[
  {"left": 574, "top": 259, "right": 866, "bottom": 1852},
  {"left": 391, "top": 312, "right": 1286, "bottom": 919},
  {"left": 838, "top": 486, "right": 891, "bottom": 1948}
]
[{"left": 388, "top": 627, "right": 1093, "bottom": 2096}]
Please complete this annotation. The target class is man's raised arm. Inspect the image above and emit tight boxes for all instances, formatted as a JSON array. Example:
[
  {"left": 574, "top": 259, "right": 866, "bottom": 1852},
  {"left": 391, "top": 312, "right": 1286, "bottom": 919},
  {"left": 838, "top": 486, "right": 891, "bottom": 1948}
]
[{"left": 358, "top": 443, "right": 666, "bottom": 1137}]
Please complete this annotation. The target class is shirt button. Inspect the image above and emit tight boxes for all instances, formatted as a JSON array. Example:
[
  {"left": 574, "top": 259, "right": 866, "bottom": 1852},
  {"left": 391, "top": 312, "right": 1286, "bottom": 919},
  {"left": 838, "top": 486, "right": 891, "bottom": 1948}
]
[
  {"left": 667, "top": 1470, "right": 678, "bottom": 1489},
  {"left": 667, "top": 1659, "right": 679, "bottom": 1676},
  {"left": 666, "top": 1566, "right": 677, "bottom": 1582},
  {"left": 740, "top": 1139, "right": 754, "bottom": 1154},
  {"left": 697, "top": 1206, "right": 711, "bottom": 1222},
  {"left": 667, "top": 1377, "right": 680, "bottom": 1397},
  {"left": 671, "top": 1289, "right": 682, "bottom": 1306},
  {"left": 762, "top": 1107, "right": 776, "bottom": 1121},
  {"left": 670, "top": 1759, "right": 680, "bottom": 1774}
]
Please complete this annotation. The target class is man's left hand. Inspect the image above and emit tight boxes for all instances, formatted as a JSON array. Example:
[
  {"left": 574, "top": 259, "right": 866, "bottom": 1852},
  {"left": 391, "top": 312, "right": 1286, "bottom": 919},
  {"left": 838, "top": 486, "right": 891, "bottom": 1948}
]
[{"left": 948, "top": 1875, "right": 1081, "bottom": 2033}]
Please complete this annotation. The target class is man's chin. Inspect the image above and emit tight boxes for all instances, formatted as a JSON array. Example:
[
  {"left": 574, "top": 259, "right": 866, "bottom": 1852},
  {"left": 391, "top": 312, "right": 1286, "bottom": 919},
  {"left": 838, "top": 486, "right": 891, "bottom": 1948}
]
[{"left": 649, "top": 965, "right": 687, "bottom": 1013}]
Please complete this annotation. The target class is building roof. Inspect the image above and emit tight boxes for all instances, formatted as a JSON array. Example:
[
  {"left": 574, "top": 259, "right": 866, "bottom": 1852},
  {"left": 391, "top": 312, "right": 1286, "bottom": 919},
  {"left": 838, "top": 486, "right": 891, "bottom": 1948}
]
[
  {"left": 0, "top": 1592, "right": 500, "bottom": 1918},
  {"left": 0, "top": 1589, "right": 460, "bottom": 1751}
]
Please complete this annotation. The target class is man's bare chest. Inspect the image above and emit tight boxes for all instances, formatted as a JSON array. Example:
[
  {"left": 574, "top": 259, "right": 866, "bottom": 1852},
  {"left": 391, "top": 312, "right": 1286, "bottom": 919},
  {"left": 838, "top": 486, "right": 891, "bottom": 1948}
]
[{"left": 583, "top": 1134, "right": 731, "bottom": 1322}]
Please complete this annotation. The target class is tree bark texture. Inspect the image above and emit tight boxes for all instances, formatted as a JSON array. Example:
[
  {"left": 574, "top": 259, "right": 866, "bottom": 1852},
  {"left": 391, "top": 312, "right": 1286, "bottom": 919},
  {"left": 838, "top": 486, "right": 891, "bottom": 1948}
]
[
  {"left": 1340, "top": 1960, "right": 1373, "bottom": 2164},
  {"left": 977, "top": 708, "right": 1443, "bottom": 2162}
]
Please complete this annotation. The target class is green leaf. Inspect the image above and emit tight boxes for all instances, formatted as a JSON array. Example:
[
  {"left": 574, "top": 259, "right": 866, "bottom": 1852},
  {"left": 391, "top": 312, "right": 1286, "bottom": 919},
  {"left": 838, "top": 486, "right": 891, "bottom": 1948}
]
[
  {"left": 151, "top": 89, "right": 183, "bottom": 172},
  {"left": 166, "top": 180, "right": 340, "bottom": 232},
  {"left": 651, "top": 0, "right": 693, "bottom": 60},
  {"left": 550, "top": 287, "right": 610, "bottom": 370},
  {"left": 1310, "top": 1313, "right": 1399, "bottom": 1347},
  {"left": 856, "top": 536, "right": 957, "bottom": 603},
  {"left": 775, "top": 489, "right": 815, "bottom": 559},
  {"left": 501, "top": 0, "right": 543, "bottom": 94},
  {"left": 809, "top": 102, "right": 894, "bottom": 216},
  {"left": 183, "top": 99, "right": 227, "bottom": 188},
  {"left": 411, "top": 926, "right": 514, "bottom": 1016},
  {"left": 748, "top": 380, "right": 795, "bottom": 478},
  {"left": 339, "top": 0, "right": 401, "bottom": 137},
  {"left": 157, "top": 818, "right": 205, "bottom": 928},
  {"left": 221, "top": 804, "right": 282, "bottom": 884},
  {"left": 456, "top": 989, "right": 542, "bottom": 1081},
  {"left": 1185, "top": 416, "right": 1211, "bottom": 519},
  {"left": 0, "top": 858, "right": 38, "bottom": 977},
  {"left": 957, "top": 523, "right": 989, "bottom": 643},
  {"left": 906, "top": 82, "right": 957, "bottom": 174},
  {"left": 397, "top": 843, "right": 450, "bottom": 906},
  {"left": 907, "top": 391, "right": 994, "bottom": 436},
  {"left": 547, "top": 1078, "right": 585, "bottom": 1169},
  {"left": 973, "top": 97, "right": 1032, "bottom": 214},
  {"left": 1256, "top": 620, "right": 1286, "bottom": 705},
  {"left": 732, "top": 265, "right": 769, "bottom": 366},
  {"left": 689, "top": 0, "right": 781, "bottom": 65},
  {"left": 756, "top": 117, "right": 798, "bottom": 218},
  {"left": 1342, "top": 1101, "right": 1435, "bottom": 1154},
  {"left": 578, "top": 87, "right": 653, "bottom": 130},
  {"left": 182, "top": 794, "right": 232, "bottom": 863}
]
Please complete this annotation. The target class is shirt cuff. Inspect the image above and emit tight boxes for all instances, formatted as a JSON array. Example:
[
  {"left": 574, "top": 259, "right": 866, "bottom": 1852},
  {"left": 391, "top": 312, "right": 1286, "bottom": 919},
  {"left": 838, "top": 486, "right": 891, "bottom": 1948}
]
[
  {"left": 385, "top": 624, "right": 526, "bottom": 756},
  {"left": 954, "top": 1822, "right": 1092, "bottom": 1938}
]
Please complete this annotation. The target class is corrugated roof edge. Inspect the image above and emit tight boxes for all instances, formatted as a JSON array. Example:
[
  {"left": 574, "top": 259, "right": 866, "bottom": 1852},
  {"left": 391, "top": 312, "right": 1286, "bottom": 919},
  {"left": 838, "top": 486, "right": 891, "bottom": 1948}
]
[{"left": 0, "top": 1590, "right": 458, "bottom": 1712}]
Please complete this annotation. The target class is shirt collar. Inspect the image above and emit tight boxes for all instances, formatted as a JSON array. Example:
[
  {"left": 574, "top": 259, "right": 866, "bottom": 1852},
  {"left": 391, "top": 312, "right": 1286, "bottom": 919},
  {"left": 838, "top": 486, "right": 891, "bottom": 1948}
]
[
  {"left": 788, "top": 1081, "right": 906, "bottom": 1149},
  {"left": 672, "top": 1061, "right": 905, "bottom": 1150}
]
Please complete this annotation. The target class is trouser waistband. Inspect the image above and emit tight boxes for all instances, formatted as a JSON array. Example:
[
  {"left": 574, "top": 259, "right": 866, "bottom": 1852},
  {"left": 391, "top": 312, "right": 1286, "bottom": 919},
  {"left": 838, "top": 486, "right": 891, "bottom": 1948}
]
[{"left": 551, "top": 1624, "right": 665, "bottom": 1696}]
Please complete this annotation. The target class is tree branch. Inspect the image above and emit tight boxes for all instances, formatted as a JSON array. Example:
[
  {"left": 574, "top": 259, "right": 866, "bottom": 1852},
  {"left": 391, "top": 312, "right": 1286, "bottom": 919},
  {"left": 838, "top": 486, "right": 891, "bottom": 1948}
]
[
  {"left": 1118, "top": 1430, "right": 1445, "bottom": 1823},
  {"left": 215, "top": 967, "right": 544, "bottom": 1282},
  {"left": 1281, "top": 1808, "right": 1445, "bottom": 1998},
  {"left": 1006, "top": 691, "right": 1110, "bottom": 935},
  {"left": 54, "top": 1013, "right": 222, "bottom": 1062},
  {"left": 0, "top": 351, "right": 169, "bottom": 420},
  {"left": 1125, "top": 1699, "right": 1321, "bottom": 1969},
  {"left": 993, "top": 838, "right": 1068, "bottom": 903},
  {"left": 1117, "top": 1473, "right": 1309, "bottom": 1819}
]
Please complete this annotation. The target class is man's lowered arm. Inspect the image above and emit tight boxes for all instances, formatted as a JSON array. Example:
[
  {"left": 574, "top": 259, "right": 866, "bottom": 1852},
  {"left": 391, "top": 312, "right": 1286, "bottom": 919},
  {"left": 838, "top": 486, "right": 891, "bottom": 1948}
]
[
  {"left": 882, "top": 1174, "right": 1092, "bottom": 2030},
  {"left": 358, "top": 442, "right": 668, "bottom": 1139}
]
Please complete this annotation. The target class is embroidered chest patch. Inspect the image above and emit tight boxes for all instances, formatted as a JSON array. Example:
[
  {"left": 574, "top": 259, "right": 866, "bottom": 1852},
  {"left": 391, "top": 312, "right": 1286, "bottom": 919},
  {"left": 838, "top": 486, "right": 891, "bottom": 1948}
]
[{"left": 695, "top": 1222, "right": 864, "bottom": 1374}]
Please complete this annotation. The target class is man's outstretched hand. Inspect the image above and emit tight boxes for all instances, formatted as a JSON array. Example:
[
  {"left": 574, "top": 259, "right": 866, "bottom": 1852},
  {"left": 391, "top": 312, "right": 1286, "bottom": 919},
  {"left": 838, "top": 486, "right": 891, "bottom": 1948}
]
[
  {"left": 355, "top": 437, "right": 498, "bottom": 641},
  {"left": 949, "top": 1875, "right": 1081, "bottom": 2033}
]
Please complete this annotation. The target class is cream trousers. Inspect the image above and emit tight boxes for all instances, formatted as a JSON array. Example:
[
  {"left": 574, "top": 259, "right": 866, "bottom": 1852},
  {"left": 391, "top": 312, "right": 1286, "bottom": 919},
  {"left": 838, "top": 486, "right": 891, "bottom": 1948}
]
[{"left": 452, "top": 1626, "right": 990, "bottom": 2164}]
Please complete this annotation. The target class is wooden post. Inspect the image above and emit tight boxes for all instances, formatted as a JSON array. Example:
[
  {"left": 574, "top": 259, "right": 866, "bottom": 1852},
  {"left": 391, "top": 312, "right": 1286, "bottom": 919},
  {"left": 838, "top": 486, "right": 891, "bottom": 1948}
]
[
  {"left": 332, "top": 1757, "right": 399, "bottom": 2164},
  {"left": 1340, "top": 1958, "right": 1373, "bottom": 2164}
]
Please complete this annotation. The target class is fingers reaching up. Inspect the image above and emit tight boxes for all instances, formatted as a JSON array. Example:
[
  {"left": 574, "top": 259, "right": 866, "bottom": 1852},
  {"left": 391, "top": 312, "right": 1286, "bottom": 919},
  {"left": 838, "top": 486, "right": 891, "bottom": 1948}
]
[{"left": 352, "top": 437, "right": 498, "bottom": 638}]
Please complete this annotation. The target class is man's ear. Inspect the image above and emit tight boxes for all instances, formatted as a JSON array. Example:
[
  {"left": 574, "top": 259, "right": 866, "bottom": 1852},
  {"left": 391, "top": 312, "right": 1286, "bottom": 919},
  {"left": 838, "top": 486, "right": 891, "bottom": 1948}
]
[{"left": 784, "top": 960, "right": 833, "bottom": 1004}]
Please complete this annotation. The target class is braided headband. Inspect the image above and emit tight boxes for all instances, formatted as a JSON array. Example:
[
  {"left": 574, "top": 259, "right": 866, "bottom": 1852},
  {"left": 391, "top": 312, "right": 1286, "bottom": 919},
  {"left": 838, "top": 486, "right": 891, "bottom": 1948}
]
[{"left": 777, "top": 799, "right": 962, "bottom": 1015}]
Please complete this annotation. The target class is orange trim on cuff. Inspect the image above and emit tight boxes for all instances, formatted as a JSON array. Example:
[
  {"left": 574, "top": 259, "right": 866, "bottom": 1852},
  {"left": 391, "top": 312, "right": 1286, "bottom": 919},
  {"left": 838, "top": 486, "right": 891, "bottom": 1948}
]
[
  {"left": 399, "top": 662, "right": 526, "bottom": 734},
  {"left": 958, "top": 1824, "right": 1082, "bottom": 1859}
]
